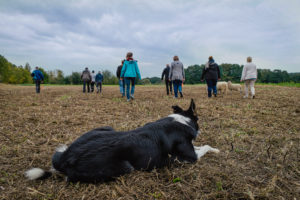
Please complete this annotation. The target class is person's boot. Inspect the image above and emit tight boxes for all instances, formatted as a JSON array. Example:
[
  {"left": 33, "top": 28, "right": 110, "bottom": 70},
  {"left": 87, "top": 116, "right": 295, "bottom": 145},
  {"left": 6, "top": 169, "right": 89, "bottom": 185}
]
[{"left": 180, "top": 92, "right": 183, "bottom": 98}]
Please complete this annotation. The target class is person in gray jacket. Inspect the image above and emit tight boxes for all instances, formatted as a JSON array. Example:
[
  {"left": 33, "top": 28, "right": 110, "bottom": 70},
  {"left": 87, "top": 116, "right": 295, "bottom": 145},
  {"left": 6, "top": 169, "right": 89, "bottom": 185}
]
[
  {"left": 241, "top": 56, "right": 257, "bottom": 99},
  {"left": 169, "top": 56, "right": 185, "bottom": 98},
  {"left": 81, "top": 67, "right": 92, "bottom": 93}
]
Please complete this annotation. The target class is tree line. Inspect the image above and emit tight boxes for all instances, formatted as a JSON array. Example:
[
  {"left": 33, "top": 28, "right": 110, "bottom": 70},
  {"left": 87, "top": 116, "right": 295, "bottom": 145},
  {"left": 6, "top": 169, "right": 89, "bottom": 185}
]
[{"left": 0, "top": 54, "right": 299, "bottom": 85}]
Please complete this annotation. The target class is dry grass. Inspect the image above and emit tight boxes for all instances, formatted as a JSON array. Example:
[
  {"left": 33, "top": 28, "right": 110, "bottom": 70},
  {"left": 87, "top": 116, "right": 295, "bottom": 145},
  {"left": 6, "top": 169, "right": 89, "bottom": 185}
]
[{"left": 0, "top": 84, "right": 299, "bottom": 200}]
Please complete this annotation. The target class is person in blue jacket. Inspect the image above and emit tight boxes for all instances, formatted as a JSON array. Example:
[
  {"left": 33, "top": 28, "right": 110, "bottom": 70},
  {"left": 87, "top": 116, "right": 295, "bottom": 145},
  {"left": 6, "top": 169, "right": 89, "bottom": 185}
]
[
  {"left": 31, "top": 66, "right": 44, "bottom": 93},
  {"left": 120, "top": 52, "right": 141, "bottom": 102},
  {"left": 95, "top": 71, "right": 104, "bottom": 93}
]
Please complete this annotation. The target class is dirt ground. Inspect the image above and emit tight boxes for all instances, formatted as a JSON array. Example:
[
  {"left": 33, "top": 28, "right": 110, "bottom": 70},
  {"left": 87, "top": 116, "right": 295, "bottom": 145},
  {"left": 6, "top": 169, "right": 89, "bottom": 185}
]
[{"left": 0, "top": 84, "right": 299, "bottom": 200}]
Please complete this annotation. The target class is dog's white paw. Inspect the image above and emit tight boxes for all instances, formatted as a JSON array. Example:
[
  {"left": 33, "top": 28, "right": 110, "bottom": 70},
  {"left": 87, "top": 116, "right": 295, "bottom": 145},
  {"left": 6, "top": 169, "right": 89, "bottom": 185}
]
[{"left": 211, "top": 148, "right": 220, "bottom": 154}]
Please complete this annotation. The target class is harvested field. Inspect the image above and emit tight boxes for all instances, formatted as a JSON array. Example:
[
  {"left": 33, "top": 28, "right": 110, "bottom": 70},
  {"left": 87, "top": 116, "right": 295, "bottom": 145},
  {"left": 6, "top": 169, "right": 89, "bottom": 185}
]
[{"left": 0, "top": 84, "right": 299, "bottom": 200}]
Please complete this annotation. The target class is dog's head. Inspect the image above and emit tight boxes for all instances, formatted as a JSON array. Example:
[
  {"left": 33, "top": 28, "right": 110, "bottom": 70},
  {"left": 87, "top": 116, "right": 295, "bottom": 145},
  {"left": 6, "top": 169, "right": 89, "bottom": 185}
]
[{"left": 171, "top": 99, "right": 199, "bottom": 131}]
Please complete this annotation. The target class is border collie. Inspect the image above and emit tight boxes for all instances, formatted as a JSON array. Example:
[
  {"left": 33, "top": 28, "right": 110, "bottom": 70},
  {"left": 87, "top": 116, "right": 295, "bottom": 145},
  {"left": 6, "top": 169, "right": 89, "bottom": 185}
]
[{"left": 25, "top": 99, "right": 219, "bottom": 183}]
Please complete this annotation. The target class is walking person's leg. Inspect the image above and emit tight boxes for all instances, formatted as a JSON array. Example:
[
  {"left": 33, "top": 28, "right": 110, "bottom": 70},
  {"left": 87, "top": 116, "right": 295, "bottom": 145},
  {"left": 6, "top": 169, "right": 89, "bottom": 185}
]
[
  {"left": 165, "top": 80, "right": 169, "bottom": 95},
  {"left": 244, "top": 80, "right": 250, "bottom": 98},
  {"left": 119, "top": 80, "right": 123, "bottom": 95},
  {"left": 122, "top": 80, "right": 125, "bottom": 97},
  {"left": 83, "top": 81, "right": 86, "bottom": 93},
  {"left": 100, "top": 82, "right": 102, "bottom": 93},
  {"left": 173, "top": 80, "right": 179, "bottom": 98},
  {"left": 35, "top": 80, "right": 38, "bottom": 93},
  {"left": 35, "top": 80, "right": 41, "bottom": 93},
  {"left": 91, "top": 82, "right": 94, "bottom": 92},
  {"left": 212, "top": 79, "right": 217, "bottom": 97},
  {"left": 87, "top": 82, "right": 90, "bottom": 93},
  {"left": 130, "top": 77, "right": 135, "bottom": 99},
  {"left": 206, "top": 79, "right": 213, "bottom": 97},
  {"left": 178, "top": 80, "right": 183, "bottom": 97},
  {"left": 96, "top": 82, "right": 99, "bottom": 93},
  {"left": 169, "top": 80, "right": 173, "bottom": 94},
  {"left": 124, "top": 78, "right": 131, "bottom": 101},
  {"left": 250, "top": 79, "right": 256, "bottom": 98}
]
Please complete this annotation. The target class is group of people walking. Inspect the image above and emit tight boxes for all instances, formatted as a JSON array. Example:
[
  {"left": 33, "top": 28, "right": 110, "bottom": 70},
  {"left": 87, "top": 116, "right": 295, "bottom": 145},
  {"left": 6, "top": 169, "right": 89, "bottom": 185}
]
[
  {"left": 31, "top": 52, "right": 257, "bottom": 100},
  {"left": 161, "top": 55, "right": 257, "bottom": 99},
  {"left": 81, "top": 68, "right": 103, "bottom": 93}
]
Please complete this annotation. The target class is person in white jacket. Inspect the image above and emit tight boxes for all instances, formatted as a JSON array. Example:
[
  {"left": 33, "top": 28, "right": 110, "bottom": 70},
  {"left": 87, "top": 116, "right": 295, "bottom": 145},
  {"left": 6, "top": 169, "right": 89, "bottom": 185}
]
[
  {"left": 90, "top": 70, "right": 96, "bottom": 92},
  {"left": 241, "top": 57, "right": 257, "bottom": 99}
]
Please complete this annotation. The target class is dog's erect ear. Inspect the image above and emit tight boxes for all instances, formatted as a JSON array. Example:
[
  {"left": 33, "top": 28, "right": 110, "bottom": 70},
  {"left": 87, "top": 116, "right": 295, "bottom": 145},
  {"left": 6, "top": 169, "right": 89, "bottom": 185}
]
[
  {"left": 172, "top": 105, "right": 183, "bottom": 114},
  {"left": 187, "top": 99, "right": 196, "bottom": 114}
]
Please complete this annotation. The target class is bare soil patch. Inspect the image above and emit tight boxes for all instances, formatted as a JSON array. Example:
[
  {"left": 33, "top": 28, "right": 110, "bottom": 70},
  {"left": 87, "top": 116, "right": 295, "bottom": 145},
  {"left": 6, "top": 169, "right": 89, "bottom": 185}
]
[{"left": 0, "top": 84, "right": 299, "bottom": 200}]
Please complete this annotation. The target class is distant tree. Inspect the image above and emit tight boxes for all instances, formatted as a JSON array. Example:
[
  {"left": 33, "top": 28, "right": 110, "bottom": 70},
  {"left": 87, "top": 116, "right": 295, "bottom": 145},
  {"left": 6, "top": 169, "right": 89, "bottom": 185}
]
[
  {"left": 38, "top": 68, "right": 49, "bottom": 84},
  {"left": 184, "top": 64, "right": 203, "bottom": 84},
  {"left": 102, "top": 70, "right": 118, "bottom": 85},
  {"left": 0, "top": 55, "right": 10, "bottom": 82},
  {"left": 139, "top": 78, "right": 151, "bottom": 85},
  {"left": 71, "top": 72, "right": 82, "bottom": 84},
  {"left": 56, "top": 70, "right": 65, "bottom": 84},
  {"left": 25, "top": 63, "right": 31, "bottom": 72},
  {"left": 149, "top": 77, "right": 162, "bottom": 84}
]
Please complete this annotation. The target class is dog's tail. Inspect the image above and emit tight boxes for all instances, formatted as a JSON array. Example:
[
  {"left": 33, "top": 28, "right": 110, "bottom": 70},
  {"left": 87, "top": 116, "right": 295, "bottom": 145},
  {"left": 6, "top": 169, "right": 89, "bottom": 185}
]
[
  {"left": 25, "top": 168, "right": 52, "bottom": 180},
  {"left": 25, "top": 144, "right": 68, "bottom": 180}
]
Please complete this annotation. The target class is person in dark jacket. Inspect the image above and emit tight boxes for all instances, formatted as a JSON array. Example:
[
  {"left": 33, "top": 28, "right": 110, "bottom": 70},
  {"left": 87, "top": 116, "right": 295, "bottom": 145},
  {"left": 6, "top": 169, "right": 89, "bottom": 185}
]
[
  {"left": 201, "top": 56, "right": 221, "bottom": 98},
  {"left": 81, "top": 67, "right": 92, "bottom": 93},
  {"left": 95, "top": 71, "right": 103, "bottom": 93},
  {"left": 32, "top": 66, "right": 44, "bottom": 93},
  {"left": 116, "top": 60, "right": 125, "bottom": 97},
  {"left": 161, "top": 64, "right": 172, "bottom": 95}
]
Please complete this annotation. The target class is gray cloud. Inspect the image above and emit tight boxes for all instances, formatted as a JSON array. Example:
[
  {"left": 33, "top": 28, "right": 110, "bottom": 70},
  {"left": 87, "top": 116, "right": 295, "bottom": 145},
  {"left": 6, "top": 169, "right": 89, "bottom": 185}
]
[{"left": 0, "top": 0, "right": 299, "bottom": 77}]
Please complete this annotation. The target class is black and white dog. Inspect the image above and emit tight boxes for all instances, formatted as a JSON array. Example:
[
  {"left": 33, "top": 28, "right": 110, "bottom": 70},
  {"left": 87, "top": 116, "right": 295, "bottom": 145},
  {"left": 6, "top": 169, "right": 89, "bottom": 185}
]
[{"left": 25, "top": 99, "right": 219, "bottom": 183}]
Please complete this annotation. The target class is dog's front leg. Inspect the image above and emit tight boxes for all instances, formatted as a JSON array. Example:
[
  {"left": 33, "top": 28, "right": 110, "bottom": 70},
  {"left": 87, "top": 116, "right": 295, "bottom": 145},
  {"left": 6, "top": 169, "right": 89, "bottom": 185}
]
[{"left": 194, "top": 145, "right": 220, "bottom": 159}]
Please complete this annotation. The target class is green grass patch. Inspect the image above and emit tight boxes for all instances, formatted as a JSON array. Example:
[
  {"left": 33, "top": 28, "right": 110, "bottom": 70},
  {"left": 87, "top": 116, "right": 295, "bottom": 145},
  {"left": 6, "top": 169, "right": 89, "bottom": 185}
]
[{"left": 257, "top": 82, "right": 300, "bottom": 87}]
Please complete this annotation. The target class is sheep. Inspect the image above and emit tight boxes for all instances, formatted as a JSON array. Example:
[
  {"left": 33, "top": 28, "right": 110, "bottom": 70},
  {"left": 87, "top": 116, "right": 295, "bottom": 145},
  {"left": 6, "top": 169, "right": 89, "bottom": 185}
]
[
  {"left": 217, "top": 81, "right": 228, "bottom": 95},
  {"left": 228, "top": 81, "right": 242, "bottom": 93}
]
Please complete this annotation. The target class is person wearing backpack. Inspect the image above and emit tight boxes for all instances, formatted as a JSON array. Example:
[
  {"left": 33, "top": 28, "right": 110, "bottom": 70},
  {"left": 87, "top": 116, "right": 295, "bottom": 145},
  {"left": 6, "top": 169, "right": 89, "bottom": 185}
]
[
  {"left": 120, "top": 52, "right": 141, "bottom": 102},
  {"left": 201, "top": 56, "right": 221, "bottom": 98},
  {"left": 81, "top": 67, "right": 92, "bottom": 93},
  {"left": 32, "top": 66, "right": 44, "bottom": 93}
]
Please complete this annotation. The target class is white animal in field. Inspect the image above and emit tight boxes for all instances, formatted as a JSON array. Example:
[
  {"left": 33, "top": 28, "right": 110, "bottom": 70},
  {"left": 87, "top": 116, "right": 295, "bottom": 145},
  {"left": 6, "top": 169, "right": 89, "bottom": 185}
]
[
  {"left": 228, "top": 81, "right": 242, "bottom": 93},
  {"left": 217, "top": 81, "right": 228, "bottom": 95}
]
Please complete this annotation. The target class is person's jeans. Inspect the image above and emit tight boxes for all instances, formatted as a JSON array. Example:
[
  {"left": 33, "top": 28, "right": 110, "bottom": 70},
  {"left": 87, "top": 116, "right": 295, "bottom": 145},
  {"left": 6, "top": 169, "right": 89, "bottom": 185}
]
[
  {"left": 165, "top": 80, "right": 172, "bottom": 95},
  {"left": 173, "top": 80, "right": 182, "bottom": 98},
  {"left": 83, "top": 81, "right": 90, "bottom": 93},
  {"left": 119, "top": 79, "right": 125, "bottom": 96},
  {"left": 206, "top": 79, "right": 217, "bottom": 97},
  {"left": 35, "top": 80, "right": 41, "bottom": 93},
  {"left": 91, "top": 81, "right": 95, "bottom": 92},
  {"left": 244, "top": 79, "right": 256, "bottom": 97},
  {"left": 96, "top": 82, "right": 102, "bottom": 93},
  {"left": 124, "top": 77, "right": 136, "bottom": 100}
]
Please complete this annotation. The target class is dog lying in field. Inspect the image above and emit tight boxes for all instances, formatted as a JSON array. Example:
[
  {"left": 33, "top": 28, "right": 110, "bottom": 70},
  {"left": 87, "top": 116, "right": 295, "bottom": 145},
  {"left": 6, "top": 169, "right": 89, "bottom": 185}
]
[{"left": 25, "top": 99, "right": 219, "bottom": 183}]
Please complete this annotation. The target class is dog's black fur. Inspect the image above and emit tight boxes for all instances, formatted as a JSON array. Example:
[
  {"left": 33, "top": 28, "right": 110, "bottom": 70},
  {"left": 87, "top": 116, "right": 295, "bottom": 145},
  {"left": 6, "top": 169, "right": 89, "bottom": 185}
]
[{"left": 26, "top": 99, "right": 200, "bottom": 183}]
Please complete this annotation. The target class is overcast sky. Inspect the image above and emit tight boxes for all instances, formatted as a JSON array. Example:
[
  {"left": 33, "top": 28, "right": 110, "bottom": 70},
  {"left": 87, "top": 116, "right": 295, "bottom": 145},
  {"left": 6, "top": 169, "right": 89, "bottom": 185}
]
[{"left": 0, "top": 0, "right": 299, "bottom": 77}]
